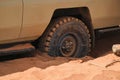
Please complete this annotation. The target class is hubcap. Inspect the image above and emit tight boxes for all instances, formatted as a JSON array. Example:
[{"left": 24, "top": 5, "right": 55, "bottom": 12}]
[{"left": 60, "top": 35, "right": 77, "bottom": 57}]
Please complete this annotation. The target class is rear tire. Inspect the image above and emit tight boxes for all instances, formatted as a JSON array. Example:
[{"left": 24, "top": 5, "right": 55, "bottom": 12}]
[{"left": 39, "top": 17, "right": 91, "bottom": 57}]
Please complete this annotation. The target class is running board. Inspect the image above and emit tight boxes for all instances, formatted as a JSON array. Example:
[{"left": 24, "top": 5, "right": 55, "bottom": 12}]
[
  {"left": 0, "top": 43, "right": 35, "bottom": 56},
  {"left": 95, "top": 26, "right": 120, "bottom": 39}
]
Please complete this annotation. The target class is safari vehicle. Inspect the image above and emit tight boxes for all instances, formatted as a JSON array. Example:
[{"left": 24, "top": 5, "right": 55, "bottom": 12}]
[{"left": 0, "top": 0, "right": 120, "bottom": 57}]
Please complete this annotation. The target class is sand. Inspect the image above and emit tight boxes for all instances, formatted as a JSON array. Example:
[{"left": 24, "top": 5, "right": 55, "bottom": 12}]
[{"left": 0, "top": 53, "right": 119, "bottom": 80}]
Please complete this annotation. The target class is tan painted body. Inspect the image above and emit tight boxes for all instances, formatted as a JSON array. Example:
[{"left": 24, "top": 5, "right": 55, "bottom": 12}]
[{"left": 0, "top": 0, "right": 120, "bottom": 44}]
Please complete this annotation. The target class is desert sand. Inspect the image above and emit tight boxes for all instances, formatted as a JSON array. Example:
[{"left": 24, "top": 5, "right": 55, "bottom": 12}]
[{"left": 0, "top": 53, "right": 119, "bottom": 80}]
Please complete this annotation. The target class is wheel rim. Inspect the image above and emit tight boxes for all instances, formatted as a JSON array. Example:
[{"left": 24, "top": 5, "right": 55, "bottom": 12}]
[{"left": 60, "top": 35, "right": 77, "bottom": 57}]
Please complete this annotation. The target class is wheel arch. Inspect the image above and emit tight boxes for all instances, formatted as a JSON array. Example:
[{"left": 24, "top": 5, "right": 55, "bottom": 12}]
[
  {"left": 37, "top": 7, "right": 95, "bottom": 49},
  {"left": 51, "top": 7, "right": 95, "bottom": 48}
]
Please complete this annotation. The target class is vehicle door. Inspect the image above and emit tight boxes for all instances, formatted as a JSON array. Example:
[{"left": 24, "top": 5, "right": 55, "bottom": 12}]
[{"left": 0, "top": 0, "right": 22, "bottom": 41}]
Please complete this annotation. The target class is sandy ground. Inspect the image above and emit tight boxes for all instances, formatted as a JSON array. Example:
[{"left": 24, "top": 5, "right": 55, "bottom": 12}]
[{"left": 0, "top": 34, "right": 119, "bottom": 80}]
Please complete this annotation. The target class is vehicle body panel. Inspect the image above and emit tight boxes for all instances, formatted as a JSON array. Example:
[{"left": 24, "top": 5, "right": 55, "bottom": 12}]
[
  {"left": 20, "top": 0, "right": 120, "bottom": 38},
  {"left": 0, "top": 0, "right": 120, "bottom": 44},
  {"left": 0, "top": 0, "right": 22, "bottom": 42}
]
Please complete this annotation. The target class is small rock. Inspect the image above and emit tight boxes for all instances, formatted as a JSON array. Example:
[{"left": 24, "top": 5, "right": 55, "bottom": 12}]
[{"left": 112, "top": 44, "right": 120, "bottom": 56}]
